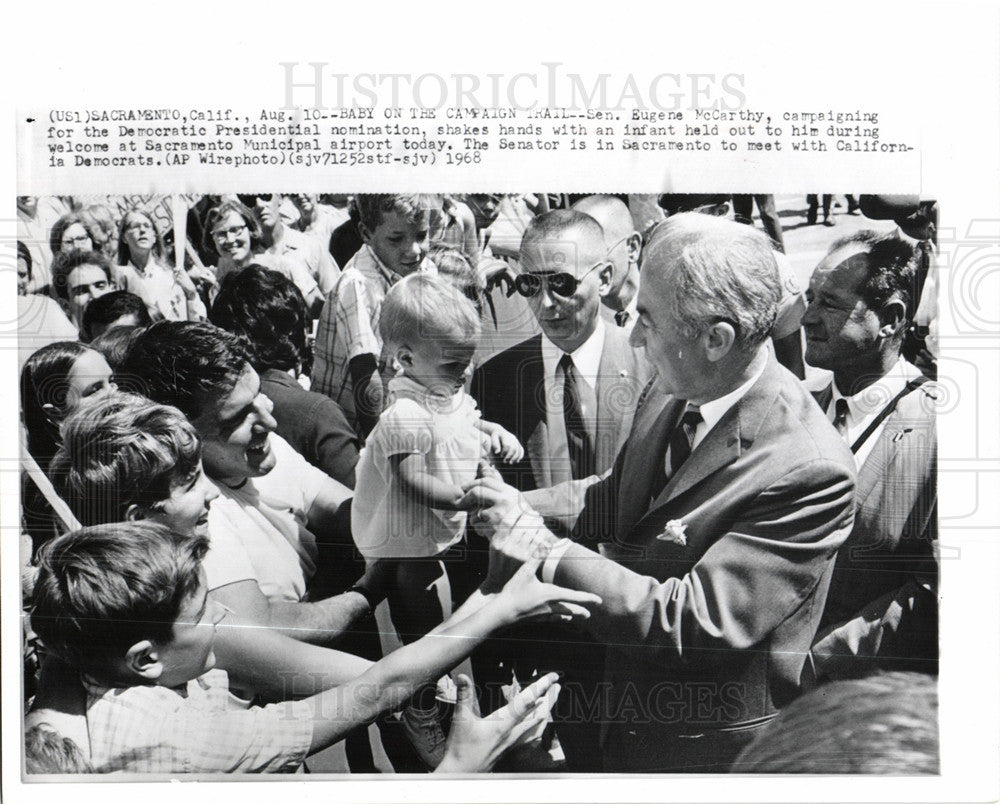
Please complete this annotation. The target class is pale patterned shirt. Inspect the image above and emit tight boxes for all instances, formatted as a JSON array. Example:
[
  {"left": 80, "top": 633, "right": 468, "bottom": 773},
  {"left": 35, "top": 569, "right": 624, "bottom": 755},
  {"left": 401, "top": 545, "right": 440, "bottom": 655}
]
[
  {"left": 311, "top": 245, "right": 435, "bottom": 421},
  {"left": 81, "top": 668, "right": 313, "bottom": 773}
]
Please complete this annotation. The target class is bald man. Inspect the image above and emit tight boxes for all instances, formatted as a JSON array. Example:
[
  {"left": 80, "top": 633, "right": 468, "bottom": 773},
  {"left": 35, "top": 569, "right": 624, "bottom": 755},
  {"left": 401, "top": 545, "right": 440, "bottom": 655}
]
[
  {"left": 572, "top": 195, "right": 642, "bottom": 331},
  {"left": 472, "top": 209, "right": 650, "bottom": 495}
]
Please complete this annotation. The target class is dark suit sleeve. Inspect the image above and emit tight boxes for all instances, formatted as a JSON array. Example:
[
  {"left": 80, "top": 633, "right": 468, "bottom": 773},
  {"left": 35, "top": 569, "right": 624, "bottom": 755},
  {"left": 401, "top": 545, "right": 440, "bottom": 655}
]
[
  {"left": 309, "top": 396, "right": 362, "bottom": 489},
  {"left": 552, "top": 458, "right": 856, "bottom": 669}
]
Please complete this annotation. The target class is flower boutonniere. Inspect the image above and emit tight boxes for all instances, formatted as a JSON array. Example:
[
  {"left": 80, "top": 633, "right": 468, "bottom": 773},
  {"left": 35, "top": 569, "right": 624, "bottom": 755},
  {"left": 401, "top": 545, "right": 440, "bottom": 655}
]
[{"left": 657, "top": 519, "right": 688, "bottom": 546}]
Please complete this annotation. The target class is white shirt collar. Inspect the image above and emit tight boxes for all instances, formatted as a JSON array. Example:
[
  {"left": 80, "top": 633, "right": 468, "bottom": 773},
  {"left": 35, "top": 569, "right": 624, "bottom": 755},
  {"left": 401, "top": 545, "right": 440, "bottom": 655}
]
[
  {"left": 540, "top": 319, "right": 606, "bottom": 390},
  {"left": 831, "top": 357, "right": 923, "bottom": 420},
  {"left": 696, "top": 354, "right": 768, "bottom": 441}
]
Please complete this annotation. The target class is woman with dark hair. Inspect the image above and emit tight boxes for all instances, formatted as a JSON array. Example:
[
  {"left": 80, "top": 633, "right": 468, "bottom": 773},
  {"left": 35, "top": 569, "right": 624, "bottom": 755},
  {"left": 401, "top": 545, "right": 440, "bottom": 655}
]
[
  {"left": 19, "top": 341, "right": 117, "bottom": 555},
  {"left": 20, "top": 342, "right": 116, "bottom": 469},
  {"left": 209, "top": 266, "right": 360, "bottom": 487},
  {"left": 203, "top": 199, "right": 324, "bottom": 316},
  {"left": 115, "top": 208, "right": 206, "bottom": 322}
]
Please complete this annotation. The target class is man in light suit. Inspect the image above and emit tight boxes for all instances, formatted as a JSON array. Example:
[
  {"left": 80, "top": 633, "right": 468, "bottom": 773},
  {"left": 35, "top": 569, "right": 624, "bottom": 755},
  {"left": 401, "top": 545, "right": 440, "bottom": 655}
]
[
  {"left": 802, "top": 231, "right": 938, "bottom": 678},
  {"left": 462, "top": 213, "right": 857, "bottom": 772},
  {"left": 472, "top": 209, "right": 650, "bottom": 497},
  {"left": 469, "top": 209, "right": 649, "bottom": 769}
]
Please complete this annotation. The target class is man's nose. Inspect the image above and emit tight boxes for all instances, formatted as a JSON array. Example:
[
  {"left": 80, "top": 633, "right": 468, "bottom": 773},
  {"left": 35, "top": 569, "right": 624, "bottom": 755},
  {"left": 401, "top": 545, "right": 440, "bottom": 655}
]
[{"left": 254, "top": 394, "right": 277, "bottom": 430}]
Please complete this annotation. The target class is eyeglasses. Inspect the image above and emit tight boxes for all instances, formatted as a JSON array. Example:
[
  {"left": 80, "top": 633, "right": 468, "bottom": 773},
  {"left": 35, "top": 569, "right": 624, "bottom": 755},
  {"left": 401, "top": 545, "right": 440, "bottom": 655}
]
[
  {"left": 62, "top": 234, "right": 92, "bottom": 248},
  {"left": 211, "top": 223, "right": 248, "bottom": 243},
  {"left": 237, "top": 193, "right": 277, "bottom": 207},
  {"left": 514, "top": 261, "right": 604, "bottom": 299}
]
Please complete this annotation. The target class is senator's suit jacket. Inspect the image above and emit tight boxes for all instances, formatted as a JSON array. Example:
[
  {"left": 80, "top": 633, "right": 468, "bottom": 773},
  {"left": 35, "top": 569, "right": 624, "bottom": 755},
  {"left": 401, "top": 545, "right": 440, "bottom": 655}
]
[
  {"left": 528, "top": 354, "right": 857, "bottom": 772},
  {"left": 811, "top": 378, "right": 938, "bottom": 677},
  {"left": 471, "top": 329, "right": 650, "bottom": 492}
]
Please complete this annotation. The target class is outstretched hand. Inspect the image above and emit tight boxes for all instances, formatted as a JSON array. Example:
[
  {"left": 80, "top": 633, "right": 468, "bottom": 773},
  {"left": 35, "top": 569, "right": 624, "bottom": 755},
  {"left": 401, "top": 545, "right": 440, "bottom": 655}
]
[
  {"left": 495, "top": 555, "right": 601, "bottom": 624},
  {"left": 435, "top": 673, "right": 560, "bottom": 773}
]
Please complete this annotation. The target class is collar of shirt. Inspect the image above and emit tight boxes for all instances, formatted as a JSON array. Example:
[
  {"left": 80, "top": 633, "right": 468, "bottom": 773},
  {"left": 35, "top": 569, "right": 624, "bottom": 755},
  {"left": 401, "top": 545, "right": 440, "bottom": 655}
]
[
  {"left": 359, "top": 243, "right": 436, "bottom": 287},
  {"left": 693, "top": 354, "right": 768, "bottom": 449},
  {"left": 830, "top": 357, "right": 923, "bottom": 430},
  {"left": 540, "top": 319, "right": 606, "bottom": 391}
]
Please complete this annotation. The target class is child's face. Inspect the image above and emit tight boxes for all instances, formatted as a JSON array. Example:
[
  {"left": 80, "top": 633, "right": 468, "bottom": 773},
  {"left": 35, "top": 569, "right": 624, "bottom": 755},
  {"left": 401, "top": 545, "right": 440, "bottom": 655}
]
[
  {"left": 403, "top": 339, "right": 475, "bottom": 396},
  {"left": 152, "top": 570, "right": 227, "bottom": 687},
  {"left": 363, "top": 210, "right": 429, "bottom": 276},
  {"left": 146, "top": 461, "right": 220, "bottom": 540},
  {"left": 64, "top": 350, "right": 116, "bottom": 415}
]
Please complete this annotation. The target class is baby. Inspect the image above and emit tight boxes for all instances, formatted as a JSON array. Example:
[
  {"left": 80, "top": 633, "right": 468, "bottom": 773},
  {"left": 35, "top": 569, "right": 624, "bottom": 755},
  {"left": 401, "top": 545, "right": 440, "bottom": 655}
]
[{"left": 351, "top": 272, "right": 523, "bottom": 762}]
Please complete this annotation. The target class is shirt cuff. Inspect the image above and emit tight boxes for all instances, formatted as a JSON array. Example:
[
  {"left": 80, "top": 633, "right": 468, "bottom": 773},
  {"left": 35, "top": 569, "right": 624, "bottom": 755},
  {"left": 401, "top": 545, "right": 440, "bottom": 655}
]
[{"left": 541, "top": 539, "right": 573, "bottom": 584}]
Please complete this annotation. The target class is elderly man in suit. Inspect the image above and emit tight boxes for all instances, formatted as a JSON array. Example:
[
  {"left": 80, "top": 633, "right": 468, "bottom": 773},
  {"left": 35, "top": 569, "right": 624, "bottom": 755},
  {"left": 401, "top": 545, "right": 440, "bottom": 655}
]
[
  {"left": 472, "top": 209, "right": 650, "bottom": 496},
  {"left": 462, "top": 213, "right": 857, "bottom": 772},
  {"left": 802, "top": 231, "right": 938, "bottom": 678}
]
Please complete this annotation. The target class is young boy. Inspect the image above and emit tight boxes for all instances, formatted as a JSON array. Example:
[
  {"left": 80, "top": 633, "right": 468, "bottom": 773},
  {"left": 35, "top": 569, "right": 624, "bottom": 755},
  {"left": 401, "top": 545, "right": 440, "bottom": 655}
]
[
  {"left": 30, "top": 521, "right": 598, "bottom": 773},
  {"left": 311, "top": 193, "right": 443, "bottom": 437}
]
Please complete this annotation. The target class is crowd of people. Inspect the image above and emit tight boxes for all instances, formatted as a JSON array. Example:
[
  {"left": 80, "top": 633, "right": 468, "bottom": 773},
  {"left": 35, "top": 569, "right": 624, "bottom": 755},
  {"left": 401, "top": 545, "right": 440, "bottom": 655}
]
[{"left": 17, "top": 191, "right": 940, "bottom": 775}]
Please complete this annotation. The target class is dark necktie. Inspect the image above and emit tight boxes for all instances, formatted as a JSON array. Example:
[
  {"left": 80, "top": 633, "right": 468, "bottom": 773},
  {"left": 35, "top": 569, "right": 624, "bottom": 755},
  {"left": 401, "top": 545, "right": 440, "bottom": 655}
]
[
  {"left": 558, "top": 353, "right": 594, "bottom": 479},
  {"left": 614, "top": 309, "right": 630, "bottom": 327},
  {"left": 833, "top": 398, "right": 850, "bottom": 438},
  {"left": 669, "top": 405, "right": 703, "bottom": 476},
  {"left": 649, "top": 404, "right": 702, "bottom": 504}
]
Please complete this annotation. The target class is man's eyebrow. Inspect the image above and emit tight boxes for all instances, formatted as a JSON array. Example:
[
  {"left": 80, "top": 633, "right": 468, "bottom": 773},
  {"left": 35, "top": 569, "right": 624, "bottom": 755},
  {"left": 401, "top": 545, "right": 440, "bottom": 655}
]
[{"left": 218, "top": 404, "right": 254, "bottom": 430}]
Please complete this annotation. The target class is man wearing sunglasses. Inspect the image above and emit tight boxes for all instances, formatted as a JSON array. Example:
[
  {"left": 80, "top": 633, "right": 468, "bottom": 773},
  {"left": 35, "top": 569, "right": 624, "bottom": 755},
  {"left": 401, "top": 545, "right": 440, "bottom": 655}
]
[
  {"left": 472, "top": 209, "right": 650, "bottom": 497},
  {"left": 463, "top": 213, "right": 857, "bottom": 772},
  {"left": 470, "top": 210, "right": 650, "bottom": 770}
]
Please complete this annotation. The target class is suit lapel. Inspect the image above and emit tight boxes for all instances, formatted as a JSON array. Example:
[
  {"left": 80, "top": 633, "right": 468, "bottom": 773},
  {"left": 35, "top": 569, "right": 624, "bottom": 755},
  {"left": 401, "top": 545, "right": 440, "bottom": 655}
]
[
  {"left": 518, "top": 337, "right": 551, "bottom": 489},
  {"left": 637, "top": 355, "right": 782, "bottom": 528},
  {"left": 617, "top": 391, "right": 683, "bottom": 537},
  {"left": 594, "top": 329, "right": 628, "bottom": 471}
]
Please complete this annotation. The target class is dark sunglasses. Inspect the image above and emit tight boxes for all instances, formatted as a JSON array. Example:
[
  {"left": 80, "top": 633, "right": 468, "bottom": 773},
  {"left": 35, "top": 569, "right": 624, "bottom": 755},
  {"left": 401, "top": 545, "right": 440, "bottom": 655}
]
[
  {"left": 514, "top": 261, "right": 604, "bottom": 299},
  {"left": 237, "top": 193, "right": 278, "bottom": 207}
]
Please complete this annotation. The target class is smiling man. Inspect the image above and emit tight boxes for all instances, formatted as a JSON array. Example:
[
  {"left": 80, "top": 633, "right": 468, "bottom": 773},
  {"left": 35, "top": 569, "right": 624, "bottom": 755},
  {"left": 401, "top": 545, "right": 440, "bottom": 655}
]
[
  {"left": 120, "top": 321, "right": 378, "bottom": 647},
  {"left": 462, "top": 213, "right": 858, "bottom": 772},
  {"left": 802, "top": 231, "right": 938, "bottom": 679}
]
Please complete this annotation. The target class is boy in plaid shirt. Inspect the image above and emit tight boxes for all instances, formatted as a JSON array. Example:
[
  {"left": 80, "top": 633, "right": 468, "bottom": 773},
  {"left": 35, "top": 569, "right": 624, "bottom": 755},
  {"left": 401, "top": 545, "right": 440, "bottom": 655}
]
[{"left": 29, "top": 521, "right": 598, "bottom": 773}]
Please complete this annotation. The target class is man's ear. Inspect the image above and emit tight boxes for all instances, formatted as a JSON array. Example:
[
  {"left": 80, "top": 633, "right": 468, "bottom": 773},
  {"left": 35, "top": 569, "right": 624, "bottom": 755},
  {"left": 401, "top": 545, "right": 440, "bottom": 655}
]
[
  {"left": 596, "top": 261, "right": 615, "bottom": 297},
  {"left": 395, "top": 345, "right": 414, "bottom": 368},
  {"left": 124, "top": 503, "right": 148, "bottom": 522},
  {"left": 124, "top": 640, "right": 162, "bottom": 681},
  {"left": 703, "top": 321, "right": 737, "bottom": 362},
  {"left": 625, "top": 232, "right": 642, "bottom": 265},
  {"left": 357, "top": 221, "right": 374, "bottom": 246},
  {"left": 879, "top": 299, "right": 908, "bottom": 339}
]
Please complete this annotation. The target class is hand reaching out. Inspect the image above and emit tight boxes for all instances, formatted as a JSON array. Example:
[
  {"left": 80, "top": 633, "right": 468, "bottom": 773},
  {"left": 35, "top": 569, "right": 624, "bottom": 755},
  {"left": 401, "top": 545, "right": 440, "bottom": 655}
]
[
  {"left": 435, "top": 673, "right": 560, "bottom": 773},
  {"left": 494, "top": 555, "right": 601, "bottom": 624},
  {"left": 489, "top": 426, "right": 525, "bottom": 464}
]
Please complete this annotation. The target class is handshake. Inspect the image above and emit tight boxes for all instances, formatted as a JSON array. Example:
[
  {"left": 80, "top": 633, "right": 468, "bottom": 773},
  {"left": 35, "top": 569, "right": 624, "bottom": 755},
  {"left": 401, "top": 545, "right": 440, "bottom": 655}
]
[{"left": 458, "top": 464, "right": 563, "bottom": 591}]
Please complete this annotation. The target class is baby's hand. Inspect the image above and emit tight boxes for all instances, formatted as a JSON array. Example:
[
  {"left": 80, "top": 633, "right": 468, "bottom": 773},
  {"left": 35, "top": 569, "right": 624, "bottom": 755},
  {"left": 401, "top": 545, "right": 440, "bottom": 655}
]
[{"left": 491, "top": 427, "right": 525, "bottom": 464}]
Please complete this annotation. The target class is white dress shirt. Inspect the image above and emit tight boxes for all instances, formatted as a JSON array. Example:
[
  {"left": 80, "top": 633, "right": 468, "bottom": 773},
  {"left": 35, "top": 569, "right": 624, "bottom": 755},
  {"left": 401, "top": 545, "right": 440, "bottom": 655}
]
[{"left": 827, "top": 357, "right": 925, "bottom": 468}]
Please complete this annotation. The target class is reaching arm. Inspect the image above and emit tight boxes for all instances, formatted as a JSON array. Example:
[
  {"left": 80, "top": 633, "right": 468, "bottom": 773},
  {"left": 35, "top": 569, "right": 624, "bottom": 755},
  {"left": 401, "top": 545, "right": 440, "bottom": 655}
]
[
  {"left": 209, "top": 579, "right": 372, "bottom": 647},
  {"left": 212, "top": 616, "right": 373, "bottom": 700},
  {"left": 303, "top": 557, "right": 601, "bottom": 754}
]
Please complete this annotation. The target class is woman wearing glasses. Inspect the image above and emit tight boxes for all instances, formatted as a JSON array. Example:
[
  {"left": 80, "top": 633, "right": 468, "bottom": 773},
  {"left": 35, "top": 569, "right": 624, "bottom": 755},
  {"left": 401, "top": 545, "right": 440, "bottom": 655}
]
[
  {"left": 115, "top": 208, "right": 206, "bottom": 322},
  {"left": 203, "top": 198, "right": 325, "bottom": 317}
]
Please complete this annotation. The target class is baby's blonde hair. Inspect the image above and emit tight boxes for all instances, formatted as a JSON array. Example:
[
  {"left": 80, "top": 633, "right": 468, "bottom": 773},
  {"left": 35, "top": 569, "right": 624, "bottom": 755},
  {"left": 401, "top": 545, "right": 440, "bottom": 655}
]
[{"left": 379, "top": 272, "right": 480, "bottom": 350}]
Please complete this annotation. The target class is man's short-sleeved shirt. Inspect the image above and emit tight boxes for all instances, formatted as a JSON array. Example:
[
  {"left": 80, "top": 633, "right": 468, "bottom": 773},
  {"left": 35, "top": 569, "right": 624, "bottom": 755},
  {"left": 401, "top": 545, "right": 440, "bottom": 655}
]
[{"left": 204, "top": 434, "right": 328, "bottom": 602}]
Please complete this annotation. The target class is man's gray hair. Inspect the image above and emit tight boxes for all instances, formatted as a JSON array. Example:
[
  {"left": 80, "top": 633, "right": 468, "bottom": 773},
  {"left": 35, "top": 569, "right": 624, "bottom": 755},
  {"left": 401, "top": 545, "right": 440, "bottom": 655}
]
[{"left": 643, "top": 213, "right": 782, "bottom": 349}]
